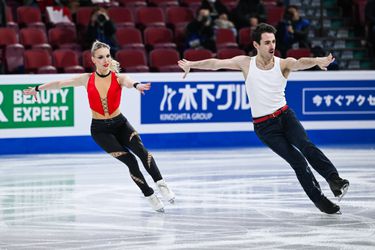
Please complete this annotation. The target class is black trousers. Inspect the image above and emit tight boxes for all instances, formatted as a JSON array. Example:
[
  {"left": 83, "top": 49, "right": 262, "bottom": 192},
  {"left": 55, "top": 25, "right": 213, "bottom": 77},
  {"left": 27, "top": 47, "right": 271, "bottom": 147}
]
[
  {"left": 254, "top": 108, "right": 338, "bottom": 203},
  {"left": 90, "top": 114, "right": 162, "bottom": 197}
]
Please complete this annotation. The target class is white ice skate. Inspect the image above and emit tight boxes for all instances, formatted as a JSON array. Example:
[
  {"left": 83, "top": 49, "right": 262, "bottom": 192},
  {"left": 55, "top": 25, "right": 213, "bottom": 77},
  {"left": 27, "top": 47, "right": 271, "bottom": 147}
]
[
  {"left": 146, "top": 193, "right": 165, "bottom": 213},
  {"left": 156, "top": 179, "right": 175, "bottom": 204}
]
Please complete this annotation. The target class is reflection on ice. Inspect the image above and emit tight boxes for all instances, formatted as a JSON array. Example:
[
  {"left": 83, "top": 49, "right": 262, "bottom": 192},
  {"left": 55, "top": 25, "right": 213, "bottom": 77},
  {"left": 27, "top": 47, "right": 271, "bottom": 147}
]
[{"left": 0, "top": 147, "right": 374, "bottom": 249}]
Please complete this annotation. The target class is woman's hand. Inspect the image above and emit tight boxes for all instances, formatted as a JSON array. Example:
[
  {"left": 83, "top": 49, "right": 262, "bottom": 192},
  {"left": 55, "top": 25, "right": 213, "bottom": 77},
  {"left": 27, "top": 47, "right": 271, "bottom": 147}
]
[
  {"left": 23, "top": 87, "right": 38, "bottom": 100},
  {"left": 136, "top": 82, "right": 151, "bottom": 95}
]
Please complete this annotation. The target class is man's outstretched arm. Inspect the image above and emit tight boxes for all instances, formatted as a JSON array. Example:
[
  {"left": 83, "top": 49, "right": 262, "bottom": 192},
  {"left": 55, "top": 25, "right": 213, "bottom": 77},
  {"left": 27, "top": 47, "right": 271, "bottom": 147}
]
[
  {"left": 178, "top": 56, "right": 248, "bottom": 79},
  {"left": 284, "top": 53, "right": 335, "bottom": 72}
]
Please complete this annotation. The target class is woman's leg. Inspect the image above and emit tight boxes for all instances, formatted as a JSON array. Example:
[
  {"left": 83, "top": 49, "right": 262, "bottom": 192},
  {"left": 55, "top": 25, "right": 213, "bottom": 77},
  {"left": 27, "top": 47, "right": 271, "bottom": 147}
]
[
  {"left": 91, "top": 131, "right": 154, "bottom": 197},
  {"left": 118, "top": 120, "right": 163, "bottom": 182},
  {"left": 117, "top": 120, "right": 175, "bottom": 203}
]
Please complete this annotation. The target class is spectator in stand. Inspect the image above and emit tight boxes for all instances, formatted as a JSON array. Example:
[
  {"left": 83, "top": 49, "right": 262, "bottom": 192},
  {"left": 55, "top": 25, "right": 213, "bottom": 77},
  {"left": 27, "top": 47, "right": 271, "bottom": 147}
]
[
  {"left": 276, "top": 5, "right": 310, "bottom": 57},
  {"left": 185, "top": 8, "right": 216, "bottom": 51},
  {"left": 86, "top": 7, "right": 118, "bottom": 56},
  {"left": 0, "top": 0, "right": 6, "bottom": 27},
  {"left": 214, "top": 13, "right": 237, "bottom": 37},
  {"left": 249, "top": 14, "right": 259, "bottom": 32},
  {"left": 231, "top": 0, "right": 266, "bottom": 30},
  {"left": 366, "top": 0, "right": 375, "bottom": 53},
  {"left": 200, "top": 0, "right": 229, "bottom": 20}
]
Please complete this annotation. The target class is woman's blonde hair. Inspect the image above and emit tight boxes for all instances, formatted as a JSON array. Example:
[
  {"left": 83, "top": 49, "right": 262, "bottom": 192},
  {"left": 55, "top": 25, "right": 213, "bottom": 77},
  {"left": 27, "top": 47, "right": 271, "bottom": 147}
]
[{"left": 91, "top": 40, "right": 120, "bottom": 73}]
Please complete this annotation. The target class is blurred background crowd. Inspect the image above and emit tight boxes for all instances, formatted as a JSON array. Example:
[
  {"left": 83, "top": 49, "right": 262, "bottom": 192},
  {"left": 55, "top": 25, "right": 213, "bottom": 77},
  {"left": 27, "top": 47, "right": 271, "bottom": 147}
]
[{"left": 0, "top": 0, "right": 374, "bottom": 74}]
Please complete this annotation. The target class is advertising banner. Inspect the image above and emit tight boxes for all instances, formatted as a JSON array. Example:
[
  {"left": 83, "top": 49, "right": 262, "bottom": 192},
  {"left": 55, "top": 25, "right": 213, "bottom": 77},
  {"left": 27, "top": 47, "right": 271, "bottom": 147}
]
[
  {"left": 141, "top": 81, "right": 251, "bottom": 124},
  {"left": 0, "top": 84, "right": 74, "bottom": 129},
  {"left": 285, "top": 80, "right": 375, "bottom": 121}
]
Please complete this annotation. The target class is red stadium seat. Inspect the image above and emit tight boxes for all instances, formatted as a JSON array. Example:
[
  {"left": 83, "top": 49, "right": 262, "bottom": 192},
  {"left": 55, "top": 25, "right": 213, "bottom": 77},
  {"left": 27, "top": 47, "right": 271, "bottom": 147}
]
[
  {"left": 19, "top": 28, "right": 51, "bottom": 51},
  {"left": 0, "top": 28, "right": 18, "bottom": 47},
  {"left": 76, "top": 7, "right": 95, "bottom": 28},
  {"left": 52, "top": 49, "right": 85, "bottom": 73},
  {"left": 217, "top": 48, "right": 245, "bottom": 59},
  {"left": 181, "top": 0, "right": 201, "bottom": 7},
  {"left": 286, "top": 48, "right": 311, "bottom": 59},
  {"left": 116, "top": 49, "right": 149, "bottom": 72},
  {"left": 136, "top": 7, "right": 165, "bottom": 29},
  {"left": 107, "top": 7, "right": 134, "bottom": 28},
  {"left": 239, "top": 27, "right": 253, "bottom": 51},
  {"left": 144, "top": 27, "right": 176, "bottom": 49},
  {"left": 216, "top": 29, "right": 238, "bottom": 49},
  {"left": 17, "top": 6, "right": 43, "bottom": 27},
  {"left": 48, "top": 27, "right": 81, "bottom": 50},
  {"left": 116, "top": 27, "right": 145, "bottom": 50},
  {"left": 6, "top": 6, "right": 14, "bottom": 22},
  {"left": 5, "top": 6, "right": 18, "bottom": 30},
  {"left": 149, "top": 48, "right": 180, "bottom": 72},
  {"left": 117, "top": 0, "right": 147, "bottom": 7},
  {"left": 165, "top": 7, "right": 194, "bottom": 29},
  {"left": 82, "top": 50, "right": 94, "bottom": 72},
  {"left": 183, "top": 48, "right": 214, "bottom": 72},
  {"left": 265, "top": 6, "right": 284, "bottom": 26},
  {"left": 183, "top": 48, "right": 213, "bottom": 61},
  {"left": 149, "top": 0, "right": 179, "bottom": 8},
  {"left": 24, "top": 49, "right": 57, "bottom": 74}
]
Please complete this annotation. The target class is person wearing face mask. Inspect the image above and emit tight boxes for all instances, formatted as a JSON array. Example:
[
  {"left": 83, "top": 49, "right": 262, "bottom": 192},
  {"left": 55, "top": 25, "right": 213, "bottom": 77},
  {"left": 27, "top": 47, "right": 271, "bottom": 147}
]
[
  {"left": 276, "top": 5, "right": 310, "bottom": 57},
  {"left": 178, "top": 23, "right": 349, "bottom": 215},
  {"left": 23, "top": 41, "right": 175, "bottom": 213},
  {"left": 185, "top": 8, "right": 216, "bottom": 51},
  {"left": 199, "top": 0, "right": 229, "bottom": 20}
]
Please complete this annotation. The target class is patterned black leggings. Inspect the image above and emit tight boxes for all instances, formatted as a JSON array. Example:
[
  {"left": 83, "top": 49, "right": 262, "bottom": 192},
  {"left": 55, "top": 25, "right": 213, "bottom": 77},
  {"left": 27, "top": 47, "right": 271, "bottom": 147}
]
[{"left": 90, "top": 114, "right": 162, "bottom": 197}]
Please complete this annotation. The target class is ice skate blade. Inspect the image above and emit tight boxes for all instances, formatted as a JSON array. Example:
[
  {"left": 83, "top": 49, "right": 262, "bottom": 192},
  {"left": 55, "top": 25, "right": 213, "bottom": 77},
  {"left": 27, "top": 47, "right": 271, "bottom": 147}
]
[
  {"left": 156, "top": 208, "right": 165, "bottom": 213},
  {"left": 337, "top": 183, "right": 349, "bottom": 202}
]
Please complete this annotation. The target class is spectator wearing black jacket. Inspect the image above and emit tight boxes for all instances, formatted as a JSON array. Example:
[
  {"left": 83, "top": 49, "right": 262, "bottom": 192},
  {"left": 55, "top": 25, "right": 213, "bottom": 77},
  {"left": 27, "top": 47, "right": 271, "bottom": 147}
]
[
  {"left": 200, "top": 0, "right": 229, "bottom": 20},
  {"left": 231, "top": 0, "right": 266, "bottom": 29},
  {"left": 86, "top": 7, "right": 118, "bottom": 56},
  {"left": 185, "top": 8, "right": 216, "bottom": 51}
]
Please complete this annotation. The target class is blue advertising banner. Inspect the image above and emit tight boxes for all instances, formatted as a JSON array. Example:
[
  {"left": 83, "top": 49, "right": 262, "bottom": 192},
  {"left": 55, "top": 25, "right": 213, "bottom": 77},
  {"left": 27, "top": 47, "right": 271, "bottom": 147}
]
[
  {"left": 285, "top": 80, "right": 375, "bottom": 121},
  {"left": 141, "top": 81, "right": 251, "bottom": 124},
  {"left": 142, "top": 80, "right": 375, "bottom": 124}
]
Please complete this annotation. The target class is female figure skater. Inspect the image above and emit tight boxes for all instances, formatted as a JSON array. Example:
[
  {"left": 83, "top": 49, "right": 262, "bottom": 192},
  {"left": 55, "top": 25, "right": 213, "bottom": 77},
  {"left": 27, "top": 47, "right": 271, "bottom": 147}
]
[{"left": 23, "top": 41, "right": 174, "bottom": 213}]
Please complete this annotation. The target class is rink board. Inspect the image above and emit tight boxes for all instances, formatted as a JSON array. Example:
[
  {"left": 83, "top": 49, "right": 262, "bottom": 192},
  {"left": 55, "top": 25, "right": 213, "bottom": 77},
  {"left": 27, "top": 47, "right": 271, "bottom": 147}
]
[{"left": 0, "top": 71, "right": 374, "bottom": 154}]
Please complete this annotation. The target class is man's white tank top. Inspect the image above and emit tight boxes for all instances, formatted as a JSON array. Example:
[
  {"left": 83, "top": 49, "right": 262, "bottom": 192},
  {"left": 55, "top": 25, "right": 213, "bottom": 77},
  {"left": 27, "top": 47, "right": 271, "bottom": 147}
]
[{"left": 245, "top": 56, "right": 287, "bottom": 118}]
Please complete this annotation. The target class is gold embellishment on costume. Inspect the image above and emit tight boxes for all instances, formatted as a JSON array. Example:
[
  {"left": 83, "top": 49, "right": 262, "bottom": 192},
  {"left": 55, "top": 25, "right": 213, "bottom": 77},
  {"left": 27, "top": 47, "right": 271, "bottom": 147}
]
[
  {"left": 110, "top": 151, "right": 127, "bottom": 158},
  {"left": 131, "top": 174, "right": 144, "bottom": 184},
  {"left": 147, "top": 153, "right": 153, "bottom": 168},
  {"left": 100, "top": 97, "right": 109, "bottom": 114},
  {"left": 129, "top": 131, "right": 138, "bottom": 142}
]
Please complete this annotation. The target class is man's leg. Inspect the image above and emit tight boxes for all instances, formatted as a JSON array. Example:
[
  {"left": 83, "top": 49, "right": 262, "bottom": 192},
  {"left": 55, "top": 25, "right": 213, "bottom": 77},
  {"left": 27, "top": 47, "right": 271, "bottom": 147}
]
[
  {"left": 254, "top": 119, "right": 323, "bottom": 203},
  {"left": 255, "top": 119, "right": 340, "bottom": 213},
  {"left": 282, "top": 109, "right": 349, "bottom": 199}
]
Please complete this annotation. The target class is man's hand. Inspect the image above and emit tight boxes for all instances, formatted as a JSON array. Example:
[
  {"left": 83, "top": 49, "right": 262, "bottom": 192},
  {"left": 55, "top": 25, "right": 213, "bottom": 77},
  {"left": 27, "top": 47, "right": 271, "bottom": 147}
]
[
  {"left": 316, "top": 53, "right": 335, "bottom": 71},
  {"left": 178, "top": 59, "right": 191, "bottom": 79}
]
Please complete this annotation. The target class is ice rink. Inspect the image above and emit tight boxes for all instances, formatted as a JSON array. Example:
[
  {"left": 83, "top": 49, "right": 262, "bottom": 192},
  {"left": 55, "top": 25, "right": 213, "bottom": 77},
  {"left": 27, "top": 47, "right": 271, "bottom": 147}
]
[{"left": 0, "top": 147, "right": 374, "bottom": 249}]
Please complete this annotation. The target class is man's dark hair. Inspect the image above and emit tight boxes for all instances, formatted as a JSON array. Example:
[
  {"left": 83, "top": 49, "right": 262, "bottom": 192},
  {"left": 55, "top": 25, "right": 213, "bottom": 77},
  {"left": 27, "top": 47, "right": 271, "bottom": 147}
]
[{"left": 252, "top": 23, "right": 277, "bottom": 44}]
